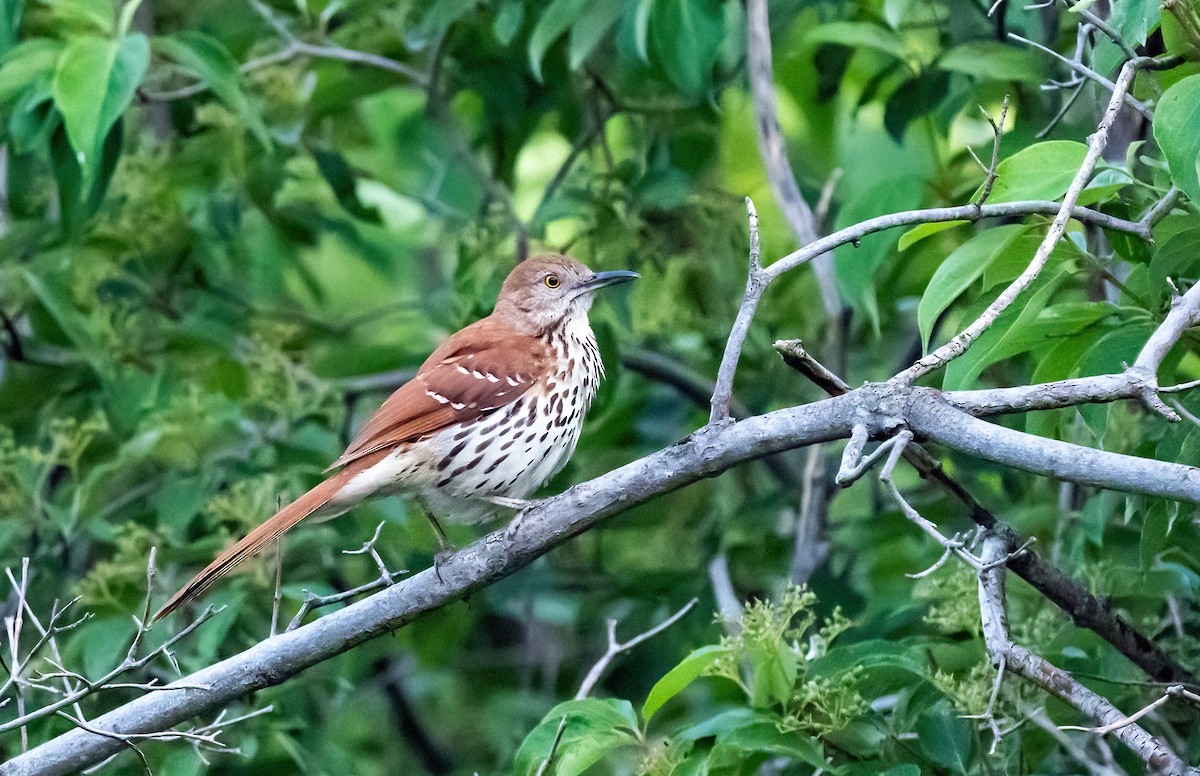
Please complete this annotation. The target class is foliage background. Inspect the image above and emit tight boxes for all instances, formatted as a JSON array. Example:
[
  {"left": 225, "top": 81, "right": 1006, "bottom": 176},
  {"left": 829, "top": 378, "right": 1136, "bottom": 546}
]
[{"left": 0, "top": 0, "right": 1199, "bottom": 772}]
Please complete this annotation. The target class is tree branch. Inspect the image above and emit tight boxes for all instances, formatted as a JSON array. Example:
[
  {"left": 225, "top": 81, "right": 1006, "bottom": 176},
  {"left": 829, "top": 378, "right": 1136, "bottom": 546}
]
[
  {"left": 0, "top": 398, "right": 856, "bottom": 775},
  {"left": 710, "top": 198, "right": 766, "bottom": 424},
  {"left": 897, "top": 60, "right": 1142, "bottom": 382},
  {"left": 745, "top": 0, "right": 841, "bottom": 317},
  {"left": 762, "top": 200, "right": 1148, "bottom": 282},
  {"left": 944, "top": 278, "right": 1200, "bottom": 419},
  {"left": 908, "top": 392, "right": 1200, "bottom": 502},
  {"left": 12, "top": 314, "right": 1200, "bottom": 774},
  {"left": 1008, "top": 33, "right": 1153, "bottom": 120},
  {"left": 976, "top": 534, "right": 1196, "bottom": 774},
  {"left": 775, "top": 339, "right": 1198, "bottom": 686}
]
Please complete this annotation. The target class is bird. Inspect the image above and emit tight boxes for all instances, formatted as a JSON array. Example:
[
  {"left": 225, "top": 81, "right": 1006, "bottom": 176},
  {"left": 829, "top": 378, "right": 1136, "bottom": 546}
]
[{"left": 154, "top": 254, "right": 637, "bottom": 619}]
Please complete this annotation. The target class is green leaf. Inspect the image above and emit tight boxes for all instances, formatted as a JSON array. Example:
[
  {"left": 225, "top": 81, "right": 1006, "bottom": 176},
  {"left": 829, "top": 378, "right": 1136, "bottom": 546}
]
[
  {"left": 917, "top": 224, "right": 1033, "bottom": 352},
  {"left": 1109, "top": 0, "right": 1160, "bottom": 43},
  {"left": 1177, "top": 423, "right": 1200, "bottom": 468},
  {"left": 642, "top": 644, "right": 726, "bottom": 722},
  {"left": 154, "top": 32, "right": 270, "bottom": 147},
  {"left": 941, "top": 266, "right": 1070, "bottom": 391},
  {"left": 939, "top": 42, "right": 1043, "bottom": 82},
  {"left": 23, "top": 268, "right": 106, "bottom": 374},
  {"left": 883, "top": 0, "right": 917, "bottom": 29},
  {"left": 676, "top": 708, "right": 768, "bottom": 741},
  {"left": 623, "top": 0, "right": 652, "bottom": 63},
  {"left": 916, "top": 711, "right": 973, "bottom": 773},
  {"left": 68, "top": 617, "right": 131, "bottom": 677},
  {"left": 405, "top": 0, "right": 477, "bottom": 51},
  {"left": 677, "top": 709, "right": 826, "bottom": 771},
  {"left": 650, "top": 0, "right": 724, "bottom": 98},
  {"left": 1028, "top": 333, "right": 1083, "bottom": 434},
  {"left": 805, "top": 21, "right": 907, "bottom": 60},
  {"left": 1148, "top": 225, "right": 1200, "bottom": 306},
  {"left": 0, "top": 38, "right": 63, "bottom": 105},
  {"left": 806, "top": 642, "right": 926, "bottom": 695},
  {"left": 898, "top": 219, "right": 966, "bottom": 252},
  {"left": 568, "top": 0, "right": 625, "bottom": 70},
  {"left": 47, "top": 0, "right": 114, "bottom": 34},
  {"left": 747, "top": 639, "right": 797, "bottom": 707},
  {"left": 528, "top": 0, "right": 589, "bottom": 81},
  {"left": 709, "top": 721, "right": 826, "bottom": 769},
  {"left": 1078, "top": 167, "right": 1133, "bottom": 206},
  {"left": 48, "top": 111, "right": 122, "bottom": 237},
  {"left": 980, "top": 229, "right": 1082, "bottom": 290},
  {"left": 973, "top": 140, "right": 1089, "bottom": 204},
  {"left": 835, "top": 175, "right": 925, "bottom": 331},
  {"left": 49, "top": 122, "right": 86, "bottom": 236},
  {"left": 493, "top": 0, "right": 525, "bottom": 45},
  {"left": 0, "top": 0, "right": 23, "bottom": 53},
  {"left": 514, "top": 699, "right": 639, "bottom": 776},
  {"left": 1154, "top": 75, "right": 1200, "bottom": 203},
  {"left": 1141, "top": 503, "right": 1170, "bottom": 570},
  {"left": 7, "top": 77, "right": 58, "bottom": 154},
  {"left": 86, "top": 109, "right": 123, "bottom": 213},
  {"left": 52, "top": 32, "right": 148, "bottom": 182},
  {"left": 1077, "top": 324, "right": 1157, "bottom": 440}
]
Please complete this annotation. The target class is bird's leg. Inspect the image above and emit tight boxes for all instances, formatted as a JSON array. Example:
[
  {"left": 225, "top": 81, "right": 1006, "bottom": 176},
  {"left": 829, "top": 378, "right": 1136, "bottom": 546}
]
[
  {"left": 484, "top": 495, "right": 537, "bottom": 510},
  {"left": 419, "top": 508, "right": 455, "bottom": 583}
]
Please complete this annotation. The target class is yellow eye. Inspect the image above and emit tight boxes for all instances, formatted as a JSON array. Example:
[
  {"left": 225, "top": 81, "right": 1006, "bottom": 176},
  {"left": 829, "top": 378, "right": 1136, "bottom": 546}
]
[{"left": 544, "top": 274, "right": 560, "bottom": 289}]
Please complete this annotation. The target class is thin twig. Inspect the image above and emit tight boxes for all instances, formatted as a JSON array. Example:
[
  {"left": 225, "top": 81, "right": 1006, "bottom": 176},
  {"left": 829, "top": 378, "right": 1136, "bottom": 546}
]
[
  {"left": 270, "top": 538, "right": 283, "bottom": 638},
  {"left": 1008, "top": 34, "right": 1152, "bottom": 120},
  {"left": 0, "top": 604, "right": 220, "bottom": 734},
  {"left": 1038, "top": 79, "right": 1088, "bottom": 139},
  {"left": 575, "top": 599, "right": 698, "bottom": 700},
  {"left": 1140, "top": 186, "right": 1182, "bottom": 230},
  {"left": 973, "top": 96, "right": 1010, "bottom": 209},
  {"left": 146, "top": 0, "right": 426, "bottom": 101},
  {"left": 537, "top": 600, "right": 696, "bottom": 774},
  {"left": 709, "top": 198, "right": 764, "bottom": 424},
  {"left": 286, "top": 525, "right": 406, "bottom": 631},
  {"left": 897, "top": 60, "right": 1142, "bottom": 383},
  {"left": 764, "top": 199, "right": 1149, "bottom": 282},
  {"left": 1063, "top": 0, "right": 1140, "bottom": 62}
]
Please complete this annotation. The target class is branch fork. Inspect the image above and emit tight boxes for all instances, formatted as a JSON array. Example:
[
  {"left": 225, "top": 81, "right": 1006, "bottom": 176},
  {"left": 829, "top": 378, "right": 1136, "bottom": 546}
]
[{"left": 975, "top": 535, "right": 1197, "bottom": 774}]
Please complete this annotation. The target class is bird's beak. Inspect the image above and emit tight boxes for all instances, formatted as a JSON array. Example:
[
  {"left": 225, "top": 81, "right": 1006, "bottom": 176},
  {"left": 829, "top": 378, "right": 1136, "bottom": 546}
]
[{"left": 575, "top": 270, "right": 639, "bottom": 292}]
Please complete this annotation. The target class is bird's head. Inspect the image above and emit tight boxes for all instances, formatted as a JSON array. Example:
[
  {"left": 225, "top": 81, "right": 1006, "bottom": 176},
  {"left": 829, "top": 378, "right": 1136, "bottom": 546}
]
[{"left": 494, "top": 254, "right": 638, "bottom": 333}]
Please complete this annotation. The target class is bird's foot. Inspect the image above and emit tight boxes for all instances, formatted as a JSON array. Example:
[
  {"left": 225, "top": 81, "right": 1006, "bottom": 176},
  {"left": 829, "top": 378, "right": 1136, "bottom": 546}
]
[
  {"left": 505, "top": 512, "right": 531, "bottom": 543},
  {"left": 485, "top": 495, "right": 537, "bottom": 511},
  {"left": 433, "top": 545, "right": 457, "bottom": 583}
]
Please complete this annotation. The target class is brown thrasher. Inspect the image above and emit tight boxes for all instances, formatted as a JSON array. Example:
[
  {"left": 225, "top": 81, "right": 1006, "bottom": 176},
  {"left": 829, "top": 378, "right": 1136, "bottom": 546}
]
[{"left": 155, "top": 255, "right": 637, "bottom": 619}]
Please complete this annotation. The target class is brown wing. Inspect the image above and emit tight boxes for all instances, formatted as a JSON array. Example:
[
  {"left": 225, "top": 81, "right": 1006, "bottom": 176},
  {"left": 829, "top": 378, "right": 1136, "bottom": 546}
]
[{"left": 327, "top": 317, "right": 549, "bottom": 470}]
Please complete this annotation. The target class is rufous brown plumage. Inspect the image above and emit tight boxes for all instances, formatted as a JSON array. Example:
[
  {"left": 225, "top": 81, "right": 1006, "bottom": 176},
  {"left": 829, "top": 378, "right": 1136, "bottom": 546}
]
[{"left": 155, "top": 255, "right": 637, "bottom": 619}]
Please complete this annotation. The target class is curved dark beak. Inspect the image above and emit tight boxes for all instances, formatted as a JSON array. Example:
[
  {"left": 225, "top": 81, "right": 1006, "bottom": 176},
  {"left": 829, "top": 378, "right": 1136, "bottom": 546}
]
[{"left": 576, "top": 269, "right": 639, "bottom": 292}]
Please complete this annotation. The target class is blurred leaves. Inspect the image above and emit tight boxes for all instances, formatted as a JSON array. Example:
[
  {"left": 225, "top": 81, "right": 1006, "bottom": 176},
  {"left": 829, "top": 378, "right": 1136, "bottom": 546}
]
[{"left": 0, "top": 0, "right": 1198, "bottom": 772}]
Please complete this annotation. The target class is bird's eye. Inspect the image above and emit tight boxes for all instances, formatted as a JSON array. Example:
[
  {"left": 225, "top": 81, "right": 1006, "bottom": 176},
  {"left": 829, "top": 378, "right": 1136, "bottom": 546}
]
[{"left": 544, "top": 274, "right": 560, "bottom": 289}]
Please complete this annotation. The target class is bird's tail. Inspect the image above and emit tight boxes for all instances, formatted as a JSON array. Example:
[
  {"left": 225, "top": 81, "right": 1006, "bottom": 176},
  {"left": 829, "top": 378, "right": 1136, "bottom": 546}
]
[{"left": 154, "top": 472, "right": 351, "bottom": 621}]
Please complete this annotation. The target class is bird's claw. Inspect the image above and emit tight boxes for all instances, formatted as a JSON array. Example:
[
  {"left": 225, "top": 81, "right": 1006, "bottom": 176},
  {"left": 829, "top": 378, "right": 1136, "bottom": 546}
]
[
  {"left": 505, "top": 513, "right": 527, "bottom": 543},
  {"left": 433, "top": 546, "right": 456, "bottom": 583}
]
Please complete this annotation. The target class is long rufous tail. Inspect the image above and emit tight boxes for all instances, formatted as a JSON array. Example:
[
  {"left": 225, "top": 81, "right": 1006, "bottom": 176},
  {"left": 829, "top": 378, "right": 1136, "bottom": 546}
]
[{"left": 154, "top": 472, "right": 352, "bottom": 621}]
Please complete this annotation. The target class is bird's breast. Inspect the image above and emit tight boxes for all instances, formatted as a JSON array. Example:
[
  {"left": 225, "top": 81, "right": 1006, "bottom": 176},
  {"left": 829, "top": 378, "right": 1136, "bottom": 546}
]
[{"left": 340, "top": 317, "right": 605, "bottom": 524}]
